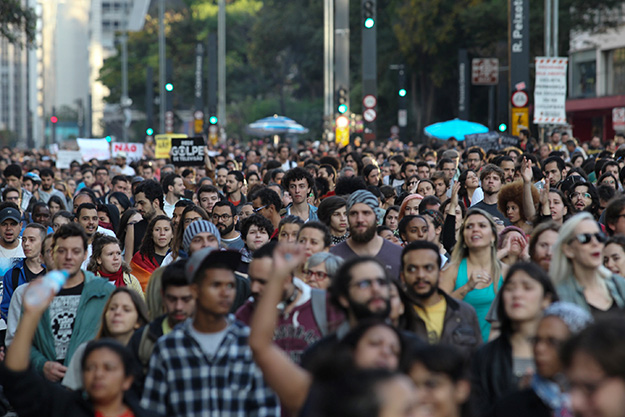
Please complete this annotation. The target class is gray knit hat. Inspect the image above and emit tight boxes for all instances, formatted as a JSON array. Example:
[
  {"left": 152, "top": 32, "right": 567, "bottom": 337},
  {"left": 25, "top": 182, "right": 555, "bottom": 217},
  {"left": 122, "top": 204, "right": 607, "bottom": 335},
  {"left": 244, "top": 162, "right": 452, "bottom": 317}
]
[
  {"left": 346, "top": 189, "right": 383, "bottom": 223},
  {"left": 183, "top": 220, "right": 221, "bottom": 253},
  {"left": 543, "top": 301, "right": 593, "bottom": 334}
]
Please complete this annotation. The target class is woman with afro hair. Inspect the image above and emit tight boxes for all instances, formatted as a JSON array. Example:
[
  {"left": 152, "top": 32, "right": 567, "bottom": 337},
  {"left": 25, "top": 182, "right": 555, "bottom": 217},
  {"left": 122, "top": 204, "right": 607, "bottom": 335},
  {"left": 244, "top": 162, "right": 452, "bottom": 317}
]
[{"left": 497, "top": 160, "right": 540, "bottom": 235}]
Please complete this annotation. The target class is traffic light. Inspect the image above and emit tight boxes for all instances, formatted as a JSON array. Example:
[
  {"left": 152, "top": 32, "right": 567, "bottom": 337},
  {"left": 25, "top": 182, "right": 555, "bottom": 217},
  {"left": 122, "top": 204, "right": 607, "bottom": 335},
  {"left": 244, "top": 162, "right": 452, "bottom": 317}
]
[
  {"left": 209, "top": 116, "right": 218, "bottom": 125},
  {"left": 337, "top": 87, "right": 348, "bottom": 114},
  {"left": 363, "top": 0, "right": 376, "bottom": 28},
  {"left": 498, "top": 123, "right": 507, "bottom": 132},
  {"left": 165, "top": 83, "right": 174, "bottom": 92},
  {"left": 50, "top": 116, "right": 58, "bottom": 124},
  {"left": 398, "top": 88, "right": 407, "bottom": 97},
  {"left": 105, "top": 135, "right": 112, "bottom": 143},
  {"left": 146, "top": 127, "right": 154, "bottom": 136}
]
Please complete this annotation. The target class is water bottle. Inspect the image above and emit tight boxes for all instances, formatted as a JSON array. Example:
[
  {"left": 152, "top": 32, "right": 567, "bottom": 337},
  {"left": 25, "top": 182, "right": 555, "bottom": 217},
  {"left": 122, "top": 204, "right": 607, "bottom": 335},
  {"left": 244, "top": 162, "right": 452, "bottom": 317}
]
[{"left": 24, "top": 270, "right": 70, "bottom": 307}]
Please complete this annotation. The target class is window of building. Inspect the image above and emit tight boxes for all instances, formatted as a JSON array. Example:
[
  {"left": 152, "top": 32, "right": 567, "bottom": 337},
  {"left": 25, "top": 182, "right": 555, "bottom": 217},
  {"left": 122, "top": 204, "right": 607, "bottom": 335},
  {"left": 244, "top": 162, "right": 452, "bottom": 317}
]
[
  {"left": 571, "top": 50, "right": 596, "bottom": 98},
  {"left": 610, "top": 47, "right": 625, "bottom": 95}
]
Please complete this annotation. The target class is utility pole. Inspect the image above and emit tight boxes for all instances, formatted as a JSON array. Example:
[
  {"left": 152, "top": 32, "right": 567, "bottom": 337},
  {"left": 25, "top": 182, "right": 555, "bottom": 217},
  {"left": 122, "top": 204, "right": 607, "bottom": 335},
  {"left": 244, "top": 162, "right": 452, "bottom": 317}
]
[
  {"left": 361, "top": 0, "right": 377, "bottom": 141},
  {"left": 335, "top": 0, "right": 349, "bottom": 114},
  {"left": 323, "top": 0, "right": 334, "bottom": 134},
  {"left": 218, "top": 0, "right": 226, "bottom": 131},
  {"left": 158, "top": 0, "right": 166, "bottom": 134},
  {"left": 120, "top": 31, "right": 130, "bottom": 141}
]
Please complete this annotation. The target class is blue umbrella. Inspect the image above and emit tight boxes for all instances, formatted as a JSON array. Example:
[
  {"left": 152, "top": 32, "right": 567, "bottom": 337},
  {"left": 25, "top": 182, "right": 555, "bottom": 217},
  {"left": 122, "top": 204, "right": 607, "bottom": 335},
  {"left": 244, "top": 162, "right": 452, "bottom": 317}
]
[
  {"left": 424, "top": 119, "right": 489, "bottom": 141},
  {"left": 246, "top": 115, "right": 309, "bottom": 136}
]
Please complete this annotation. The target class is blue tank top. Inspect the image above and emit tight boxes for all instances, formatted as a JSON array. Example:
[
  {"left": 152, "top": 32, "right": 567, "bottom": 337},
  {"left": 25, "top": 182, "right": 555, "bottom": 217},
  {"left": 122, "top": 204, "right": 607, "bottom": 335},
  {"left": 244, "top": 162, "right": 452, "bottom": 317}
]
[{"left": 454, "top": 258, "right": 502, "bottom": 341}]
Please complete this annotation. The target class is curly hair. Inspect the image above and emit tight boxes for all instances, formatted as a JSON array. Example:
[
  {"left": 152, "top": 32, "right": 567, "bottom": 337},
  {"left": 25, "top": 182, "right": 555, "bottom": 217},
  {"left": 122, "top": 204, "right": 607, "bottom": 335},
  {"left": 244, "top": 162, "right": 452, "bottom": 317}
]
[{"left": 497, "top": 181, "right": 540, "bottom": 222}]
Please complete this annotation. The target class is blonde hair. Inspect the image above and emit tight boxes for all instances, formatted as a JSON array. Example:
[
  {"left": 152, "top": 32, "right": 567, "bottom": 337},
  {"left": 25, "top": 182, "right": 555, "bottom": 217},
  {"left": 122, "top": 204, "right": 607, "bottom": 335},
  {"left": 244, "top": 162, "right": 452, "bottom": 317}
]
[
  {"left": 549, "top": 212, "right": 611, "bottom": 285},
  {"left": 450, "top": 208, "right": 502, "bottom": 291}
]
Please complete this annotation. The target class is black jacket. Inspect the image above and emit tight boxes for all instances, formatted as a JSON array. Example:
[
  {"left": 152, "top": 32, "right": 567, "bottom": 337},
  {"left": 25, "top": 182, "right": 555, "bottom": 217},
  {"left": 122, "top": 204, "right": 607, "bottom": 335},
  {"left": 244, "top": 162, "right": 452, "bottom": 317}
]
[
  {"left": 470, "top": 335, "right": 515, "bottom": 417},
  {"left": 0, "top": 364, "right": 157, "bottom": 417},
  {"left": 490, "top": 388, "right": 551, "bottom": 417},
  {"left": 408, "top": 290, "right": 483, "bottom": 357}
]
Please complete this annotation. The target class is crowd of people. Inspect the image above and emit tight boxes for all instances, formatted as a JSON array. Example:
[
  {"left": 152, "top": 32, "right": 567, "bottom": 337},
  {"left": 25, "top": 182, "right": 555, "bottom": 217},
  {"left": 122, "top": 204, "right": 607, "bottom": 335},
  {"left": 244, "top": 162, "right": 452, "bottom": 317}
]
[{"left": 0, "top": 131, "right": 623, "bottom": 417}]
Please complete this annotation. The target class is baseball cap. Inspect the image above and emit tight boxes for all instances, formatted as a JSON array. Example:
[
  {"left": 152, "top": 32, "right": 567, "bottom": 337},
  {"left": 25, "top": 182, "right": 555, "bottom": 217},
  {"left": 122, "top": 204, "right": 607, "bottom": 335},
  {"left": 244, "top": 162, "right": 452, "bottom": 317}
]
[
  {"left": 0, "top": 207, "right": 21, "bottom": 224},
  {"left": 23, "top": 172, "right": 42, "bottom": 183},
  {"left": 117, "top": 151, "right": 128, "bottom": 159},
  {"left": 185, "top": 247, "right": 241, "bottom": 283}
]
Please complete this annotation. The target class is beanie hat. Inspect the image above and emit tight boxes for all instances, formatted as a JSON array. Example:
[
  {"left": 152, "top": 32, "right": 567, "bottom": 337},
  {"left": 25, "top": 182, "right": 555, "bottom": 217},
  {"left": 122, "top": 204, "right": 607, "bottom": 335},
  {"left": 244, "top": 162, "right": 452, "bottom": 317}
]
[
  {"left": 183, "top": 220, "right": 221, "bottom": 253},
  {"left": 347, "top": 190, "right": 384, "bottom": 224}
]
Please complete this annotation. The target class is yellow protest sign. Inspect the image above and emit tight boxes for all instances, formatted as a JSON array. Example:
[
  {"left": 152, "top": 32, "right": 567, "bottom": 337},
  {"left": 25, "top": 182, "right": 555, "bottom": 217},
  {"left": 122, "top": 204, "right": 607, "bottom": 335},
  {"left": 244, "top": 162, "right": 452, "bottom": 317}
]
[{"left": 155, "top": 133, "right": 187, "bottom": 159}]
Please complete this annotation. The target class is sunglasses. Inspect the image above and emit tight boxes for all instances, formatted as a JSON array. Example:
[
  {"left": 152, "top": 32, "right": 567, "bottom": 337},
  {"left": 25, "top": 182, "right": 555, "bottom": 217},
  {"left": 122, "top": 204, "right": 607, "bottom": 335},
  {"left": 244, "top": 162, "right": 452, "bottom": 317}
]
[
  {"left": 253, "top": 205, "right": 267, "bottom": 213},
  {"left": 571, "top": 232, "right": 607, "bottom": 245}
]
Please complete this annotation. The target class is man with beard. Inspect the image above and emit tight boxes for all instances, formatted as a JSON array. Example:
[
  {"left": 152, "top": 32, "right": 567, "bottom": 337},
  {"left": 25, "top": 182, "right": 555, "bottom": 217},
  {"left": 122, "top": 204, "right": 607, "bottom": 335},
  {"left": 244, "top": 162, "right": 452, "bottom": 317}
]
[
  {"left": 212, "top": 200, "right": 244, "bottom": 250},
  {"left": 162, "top": 173, "right": 186, "bottom": 218},
  {"left": 497, "top": 156, "right": 516, "bottom": 184},
  {"left": 400, "top": 240, "right": 481, "bottom": 356},
  {"left": 466, "top": 146, "right": 485, "bottom": 172},
  {"left": 301, "top": 256, "right": 423, "bottom": 369},
  {"left": 38, "top": 168, "right": 66, "bottom": 204},
  {"left": 235, "top": 241, "right": 341, "bottom": 364},
  {"left": 472, "top": 164, "right": 509, "bottom": 225},
  {"left": 224, "top": 170, "right": 246, "bottom": 207},
  {"left": 331, "top": 190, "right": 402, "bottom": 279}
]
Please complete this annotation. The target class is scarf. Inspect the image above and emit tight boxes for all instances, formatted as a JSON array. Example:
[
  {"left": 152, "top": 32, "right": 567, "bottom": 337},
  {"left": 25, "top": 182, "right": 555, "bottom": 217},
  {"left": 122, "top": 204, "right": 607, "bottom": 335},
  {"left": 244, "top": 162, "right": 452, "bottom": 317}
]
[
  {"left": 130, "top": 252, "right": 159, "bottom": 291},
  {"left": 98, "top": 267, "right": 125, "bottom": 288},
  {"left": 99, "top": 221, "right": 114, "bottom": 232},
  {"left": 531, "top": 374, "right": 572, "bottom": 417}
]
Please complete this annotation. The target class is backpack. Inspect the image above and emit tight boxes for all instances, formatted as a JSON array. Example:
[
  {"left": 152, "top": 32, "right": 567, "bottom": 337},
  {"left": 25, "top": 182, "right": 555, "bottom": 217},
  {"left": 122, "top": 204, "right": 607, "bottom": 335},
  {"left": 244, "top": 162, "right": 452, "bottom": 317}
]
[{"left": 310, "top": 288, "right": 329, "bottom": 337}]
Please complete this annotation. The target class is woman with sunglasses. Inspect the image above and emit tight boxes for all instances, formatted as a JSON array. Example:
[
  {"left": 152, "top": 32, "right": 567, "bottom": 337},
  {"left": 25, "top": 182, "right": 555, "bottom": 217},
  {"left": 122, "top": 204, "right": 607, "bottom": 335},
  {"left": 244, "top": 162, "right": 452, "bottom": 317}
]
[{"left": 550, "top": 212, "right": 625, "bottom": 317}]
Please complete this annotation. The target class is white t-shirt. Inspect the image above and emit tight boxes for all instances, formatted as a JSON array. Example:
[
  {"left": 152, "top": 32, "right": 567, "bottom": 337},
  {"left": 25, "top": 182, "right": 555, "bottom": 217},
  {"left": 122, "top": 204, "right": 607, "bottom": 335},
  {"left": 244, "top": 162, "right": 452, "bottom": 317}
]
[{"left": 189, "top": 322, "right": 230, "bottom": 359}]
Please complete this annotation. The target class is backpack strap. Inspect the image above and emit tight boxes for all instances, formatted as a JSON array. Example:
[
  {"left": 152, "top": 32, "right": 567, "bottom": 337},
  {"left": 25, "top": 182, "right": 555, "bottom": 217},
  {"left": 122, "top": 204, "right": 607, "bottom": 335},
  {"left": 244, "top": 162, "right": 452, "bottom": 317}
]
[
  {"left": 310, "top": 288, "right": 329, "bottom": 337},
  {"left": 137, "top": 325, "right": 154, "bottom": 370},
  {"left": 11, "top": 267, "right": 20, "bottom": 293}
]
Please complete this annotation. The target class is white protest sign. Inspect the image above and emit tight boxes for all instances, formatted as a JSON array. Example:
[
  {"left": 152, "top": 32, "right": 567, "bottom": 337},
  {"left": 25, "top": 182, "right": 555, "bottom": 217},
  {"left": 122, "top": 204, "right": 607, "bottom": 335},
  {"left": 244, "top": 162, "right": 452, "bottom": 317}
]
[
  {"left": 533, "top": 57, "right": 568, "bottom": 125},
  {"left": 56, "top": 151, "right": 84, "bottom": 169},
  {"left": 112, "top": 142, "right": 144, "bottom": 162},
  {"left": 77, "top": 138, "right": 112, "bottom": 161}
]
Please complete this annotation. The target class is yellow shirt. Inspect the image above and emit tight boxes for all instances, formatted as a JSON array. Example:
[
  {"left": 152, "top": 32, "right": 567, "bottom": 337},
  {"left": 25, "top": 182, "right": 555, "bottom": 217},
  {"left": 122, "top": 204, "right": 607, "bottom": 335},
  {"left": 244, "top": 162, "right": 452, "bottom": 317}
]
[
  {"left": 162, "top": 317, "right": 173, "bottom": 335},
  {"left": 415, "top": 297, "right": 447, "bottom": 344}
]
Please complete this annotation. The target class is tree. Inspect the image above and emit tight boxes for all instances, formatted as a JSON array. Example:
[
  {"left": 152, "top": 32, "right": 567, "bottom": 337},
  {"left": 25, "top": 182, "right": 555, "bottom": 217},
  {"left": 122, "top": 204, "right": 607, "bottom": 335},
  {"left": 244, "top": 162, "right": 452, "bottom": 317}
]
[{"left": 0, "top": 0, "right": 35, "bottom": 46}]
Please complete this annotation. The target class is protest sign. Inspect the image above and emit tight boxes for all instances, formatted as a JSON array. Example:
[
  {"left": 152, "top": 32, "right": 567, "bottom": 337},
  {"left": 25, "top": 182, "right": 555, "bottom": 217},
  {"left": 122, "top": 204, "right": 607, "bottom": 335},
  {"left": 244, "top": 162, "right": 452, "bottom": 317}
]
[
  {"left": 112, "top": 142, "right": 143, "bottom": 162},
  {"left": 170, "top": 137, "right": 205, "bottom": 166},
  {"left": 465, "top": 131, "right": 519, "bottom": 152},
  {"left": 56, "top": 151, "right": 84, "bottom": 169},
  {"left": 77, "top": 138, "right": 111, "bottom": 161}
]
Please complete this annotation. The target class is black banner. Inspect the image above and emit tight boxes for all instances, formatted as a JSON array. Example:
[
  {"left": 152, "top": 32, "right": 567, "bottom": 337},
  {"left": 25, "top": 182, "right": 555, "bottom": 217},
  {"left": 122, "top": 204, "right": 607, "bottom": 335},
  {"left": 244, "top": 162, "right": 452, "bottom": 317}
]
[
  {"left": 465, "top": 131, "right": 519, "bottom": 152},
  {"left": 170, "top": 137, "right": 205, "bottom": 166}
]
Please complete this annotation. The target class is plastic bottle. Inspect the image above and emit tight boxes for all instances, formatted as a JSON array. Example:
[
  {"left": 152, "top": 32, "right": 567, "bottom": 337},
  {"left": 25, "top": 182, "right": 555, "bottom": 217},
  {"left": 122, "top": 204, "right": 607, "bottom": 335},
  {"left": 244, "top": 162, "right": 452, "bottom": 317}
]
[{"left": 23, "top": 270, "right": 70, "bottom": 307}]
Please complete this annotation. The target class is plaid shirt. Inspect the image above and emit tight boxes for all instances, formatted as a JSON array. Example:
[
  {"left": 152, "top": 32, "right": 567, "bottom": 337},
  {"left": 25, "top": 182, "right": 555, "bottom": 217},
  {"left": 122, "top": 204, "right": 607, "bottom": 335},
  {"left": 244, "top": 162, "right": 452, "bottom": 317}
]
[{"left": 141, "top": 317, "right": 280, "bottom": 417}]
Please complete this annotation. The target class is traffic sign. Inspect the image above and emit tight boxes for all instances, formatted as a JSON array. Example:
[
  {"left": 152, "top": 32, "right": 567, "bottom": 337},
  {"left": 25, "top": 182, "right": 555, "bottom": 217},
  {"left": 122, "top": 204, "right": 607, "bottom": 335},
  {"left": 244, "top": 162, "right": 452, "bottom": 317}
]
[
  {"left": 194, "top": 110, "right": 204, "bottom": 120},
  {"left": 472, "top": 58, "right": 499, "bottom": 85},
  {"left": 363, "top": 94, "right": 377, "bottom": 109},
  {"left": 511, "top": 90, "right": 529, "bottom": 108},
  {"left": 363, "top": 108, "right": 377, "bottom": 122},
  {"left": 511, "top": 107, "right": 529, "bottom": 136}
]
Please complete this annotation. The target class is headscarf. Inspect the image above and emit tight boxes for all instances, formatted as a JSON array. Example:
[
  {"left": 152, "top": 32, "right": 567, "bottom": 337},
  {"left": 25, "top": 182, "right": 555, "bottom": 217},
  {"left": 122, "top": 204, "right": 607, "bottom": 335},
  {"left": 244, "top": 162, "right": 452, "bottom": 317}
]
[{"left": 346, "top": 190, "right": 384, "bottom": 224}]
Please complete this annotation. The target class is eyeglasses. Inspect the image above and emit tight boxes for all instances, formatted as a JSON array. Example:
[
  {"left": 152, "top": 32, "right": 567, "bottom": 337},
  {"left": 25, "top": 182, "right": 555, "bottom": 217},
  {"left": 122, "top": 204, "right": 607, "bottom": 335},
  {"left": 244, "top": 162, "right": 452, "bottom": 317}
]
[
  {"left": 211, "top": 213, "right": 232, "bottom": 221},
  {"left": 529, "top": 336, "right": 565, "bottom": 348},
  {"left": 351, "top": 277, "right": 389, "bottom": 290},
  {"left": 571, "top": 232, "right": 607, "bottom": 245},
  {"left": 304, "top": 270, "right": 329, "bottom": 281},
  {"left": 253, "top": 205, "right": 267, "bottom": 213},
  {"left": 570, "top": 192, "right": 591, "bottom": 200}
]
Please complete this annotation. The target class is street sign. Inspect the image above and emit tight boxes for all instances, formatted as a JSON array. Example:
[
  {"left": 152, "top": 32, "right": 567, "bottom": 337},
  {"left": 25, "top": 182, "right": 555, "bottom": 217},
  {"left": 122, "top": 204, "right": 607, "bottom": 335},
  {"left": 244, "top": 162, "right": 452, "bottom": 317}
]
[
  {"left": 511, "top": 107, "right": 529, "bottom": 136},
  {"left": 534, "top": 57, "right": 568, "bottom": 125},
  {"left": 165, "top": 110, "right": 174, "bottom": 133},
  {"left": 613, "top": 107, "right": 625, "bottom": 130},
  {"left": 363, "top": 108, "right": 377, "bottom": 122},
  {"left": 155, "top": 133, "right": 187, "bottom": 159},
  {"left": 363, "top": 94, "right": 377, "bottom": 109},
  {"left": 471, "top": 58, "right": 499, "bottom": 85},
  {"left": 398, "top": 109, "right": 407, "bottom": 127},
  {"left": 511, "top": 90, "right": 529, "bottom": 108},
  {"left": 194, "top": 110, "right": 204, "bottom": 120}
]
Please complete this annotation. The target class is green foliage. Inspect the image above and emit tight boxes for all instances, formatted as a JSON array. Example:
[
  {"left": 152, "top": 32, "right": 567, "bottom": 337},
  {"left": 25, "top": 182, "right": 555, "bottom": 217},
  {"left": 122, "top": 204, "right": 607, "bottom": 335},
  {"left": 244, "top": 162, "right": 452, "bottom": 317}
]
[{"left": 0, "top": 0, "right": 35, "bottom": 46}]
